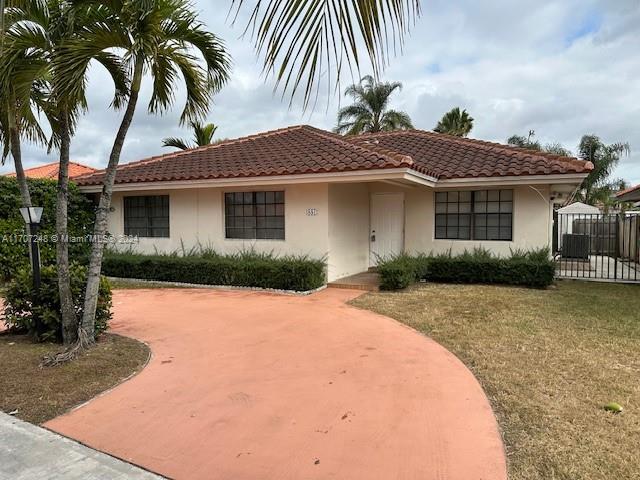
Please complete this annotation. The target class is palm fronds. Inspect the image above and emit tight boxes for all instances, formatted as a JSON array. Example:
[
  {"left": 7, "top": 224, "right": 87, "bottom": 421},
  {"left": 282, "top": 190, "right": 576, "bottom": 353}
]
[
  {"left": 433, "top": 107, "right": 473, "bottom": 137},
  {"left": 334, "top": 75, "right": 412, "bottom": 134},
  {"left": 231, "top": 0, "right": 420, "bottom": 109}
]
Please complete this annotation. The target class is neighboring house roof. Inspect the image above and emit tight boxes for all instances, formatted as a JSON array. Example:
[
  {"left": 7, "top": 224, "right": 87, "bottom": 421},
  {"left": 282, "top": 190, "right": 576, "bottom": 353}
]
[
  {"left": 5, "top": 161, "right": 97, "bottom": 179},
  {"left": 616, "top": 184, "right": 640, "bottom": 202},
  {"left": 557, "top": 202, "right": 600, "bottom": 214},
  {"left": 74, "top": 125, "right": 593, "bottom": 187}
]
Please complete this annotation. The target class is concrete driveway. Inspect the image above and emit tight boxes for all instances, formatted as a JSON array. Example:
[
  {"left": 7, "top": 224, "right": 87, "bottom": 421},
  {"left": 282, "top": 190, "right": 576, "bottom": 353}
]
[{"left": 46, "top": 288, "right": 507, "bottom": 480}]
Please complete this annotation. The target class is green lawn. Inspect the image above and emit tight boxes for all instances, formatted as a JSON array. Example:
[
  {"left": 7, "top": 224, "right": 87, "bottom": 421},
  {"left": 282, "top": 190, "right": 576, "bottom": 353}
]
[{"left": 351, "top": 281, "right": 640, "bottom": 480}]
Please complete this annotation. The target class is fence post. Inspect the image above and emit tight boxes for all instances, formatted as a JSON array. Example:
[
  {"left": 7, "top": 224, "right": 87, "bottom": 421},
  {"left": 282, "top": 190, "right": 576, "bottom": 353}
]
[{"left": 614, "top": 214, "right": 620, "bottom": 280}]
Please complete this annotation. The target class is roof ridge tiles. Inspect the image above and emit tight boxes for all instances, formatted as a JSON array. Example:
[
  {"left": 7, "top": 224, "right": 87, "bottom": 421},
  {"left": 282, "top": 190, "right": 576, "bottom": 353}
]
[
  {"left": 297, "top": 125, "right": 415, "bottom": 168},
  {"left": 356, "top": 129, "right": 592, "bottom": 171}
]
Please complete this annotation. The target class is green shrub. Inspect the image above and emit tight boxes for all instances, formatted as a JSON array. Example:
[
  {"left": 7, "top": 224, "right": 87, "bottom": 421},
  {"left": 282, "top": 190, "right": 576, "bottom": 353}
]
[
  {"left": 102, "top": 249, "right": 326, "bottom": 292},
  {"left": 3, "top": 264, "right": 112, "bottom": 342},
  {"left": 0, "top": 177, "right": 95, "bottom": 280},
  {"left": 377, "top": 254, "right": 431, "bottom": 290},
  {"left": 378, "top": 247, "right": 555, "bottom": 290}
]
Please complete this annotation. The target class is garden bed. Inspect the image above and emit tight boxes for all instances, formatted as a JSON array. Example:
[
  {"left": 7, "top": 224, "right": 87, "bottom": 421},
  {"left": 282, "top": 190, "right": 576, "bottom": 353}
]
[{"left": 0, "top": 333, "right": 150, "bottom": 424}]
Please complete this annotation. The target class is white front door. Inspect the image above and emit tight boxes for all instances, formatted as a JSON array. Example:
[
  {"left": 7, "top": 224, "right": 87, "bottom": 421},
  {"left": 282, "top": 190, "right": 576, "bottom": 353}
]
[{"left": 370, "top": 193, "right": 405, "bottom": 266}]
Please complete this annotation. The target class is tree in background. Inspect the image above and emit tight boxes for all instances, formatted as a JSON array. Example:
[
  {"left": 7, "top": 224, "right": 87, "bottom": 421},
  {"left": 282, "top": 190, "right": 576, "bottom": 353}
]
[
  {"left": 163, "top": 122, "right": 219, "bottom": 150},
  {"left": 575, "top": 134, "right": 630, "bottom": 206},
  {"left": 433, "top": 107, "right": 473, "bottom": 137},
  {"left": 334, "top": 75, "right": 413, "bottom": 135},
  {"left": 507, "top": 131, "right": 572, "bottom": 156}
]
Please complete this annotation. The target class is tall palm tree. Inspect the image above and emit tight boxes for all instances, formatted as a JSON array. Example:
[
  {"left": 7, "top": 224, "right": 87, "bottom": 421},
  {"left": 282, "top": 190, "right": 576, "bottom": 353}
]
[
  {"left": 55, "top": 0, "right": 230, "bottom": 346},
  {"left": 433, "top": 107, "right": 473, "bottom": 137},
  {"left": 2, "top": 0, "right": 129, "bottom": 344},
  {"left": 334, "top": 75, "right": 413, "bottom": 135},
  {"left": 576, "top": 134, "right": 630, "bottom": 205},
  {"left": 163, "top": 121, "right": 218, "bottom": 150}
]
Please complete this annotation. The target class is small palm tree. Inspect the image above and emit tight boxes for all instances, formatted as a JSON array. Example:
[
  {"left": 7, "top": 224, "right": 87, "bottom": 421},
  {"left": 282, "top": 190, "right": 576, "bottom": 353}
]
[
  {"left": 434, "top": 108, "right": 474, "bottom": 137},
  {"left": 334, "top": 75, "right": 413, "bottom": 135},
  {"left": 576, "top": 134, "right": 630, "bottom": 205},
  {"left": 162, "top": 122, "right": 218, "bottom": 150}
]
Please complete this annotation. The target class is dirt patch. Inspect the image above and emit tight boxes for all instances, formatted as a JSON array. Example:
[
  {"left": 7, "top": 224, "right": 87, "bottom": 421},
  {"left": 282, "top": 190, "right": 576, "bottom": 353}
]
[{"left": 0, "top": 333, "right": 150, "bottom": 425}]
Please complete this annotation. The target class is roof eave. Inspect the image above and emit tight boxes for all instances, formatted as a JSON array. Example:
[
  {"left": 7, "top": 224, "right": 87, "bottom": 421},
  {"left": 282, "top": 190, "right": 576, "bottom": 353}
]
[
  {"left": 77, "top": 168, "right": 438, "bottom": 193},
  {"left": 435, "top": 172, "right": 589, "bottom": 188},
  {"left": 77, "top": 169, "right": 589, "bottom": 193}
]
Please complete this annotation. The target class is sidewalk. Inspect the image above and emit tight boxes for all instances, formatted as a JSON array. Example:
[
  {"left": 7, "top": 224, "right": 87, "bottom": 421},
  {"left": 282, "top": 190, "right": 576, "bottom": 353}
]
[{"left": 0, "top": 412, "right": 163, "bottom": 480}]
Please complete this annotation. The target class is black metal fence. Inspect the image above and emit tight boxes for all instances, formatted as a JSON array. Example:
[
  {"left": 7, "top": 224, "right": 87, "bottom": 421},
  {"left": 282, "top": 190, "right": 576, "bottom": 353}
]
[{"left": 554, "top": 212, "right": 640, "bottom": 282}]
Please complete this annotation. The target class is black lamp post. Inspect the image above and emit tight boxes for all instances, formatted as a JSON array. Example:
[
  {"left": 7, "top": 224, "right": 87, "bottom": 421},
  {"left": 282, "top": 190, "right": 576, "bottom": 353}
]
[{"left": 19, "top": 206, "right": 44, "bottom": 335}]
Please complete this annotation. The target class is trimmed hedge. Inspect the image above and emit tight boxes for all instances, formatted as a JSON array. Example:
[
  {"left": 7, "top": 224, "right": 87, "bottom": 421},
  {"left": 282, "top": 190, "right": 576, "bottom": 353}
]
[
  {"left": 378, "top": 248, "right": 555, "bottom": 290},
  {"left": 0, "top": 177, "right": 95, "bottom": 280},
  {"left": 102, "top": 251, "right": 327, "bottom": 292}
]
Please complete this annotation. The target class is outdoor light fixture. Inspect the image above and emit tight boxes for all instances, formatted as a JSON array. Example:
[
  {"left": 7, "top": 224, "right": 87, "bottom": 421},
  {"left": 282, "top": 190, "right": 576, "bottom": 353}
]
[
  {"left": 19, "top": 206, "right": 44, "bottom": 226},
  {"left": 19, "top": 206, "right": 44, "bottom": 336}
]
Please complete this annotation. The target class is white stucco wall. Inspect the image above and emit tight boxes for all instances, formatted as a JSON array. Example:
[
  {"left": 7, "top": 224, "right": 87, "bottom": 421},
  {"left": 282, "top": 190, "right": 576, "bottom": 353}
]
[
  {"left": 107, "top": 183, "right": 330, "bottom": 264},
  {"left": 327, "top": 183, "right": 370, "bottom": 280},
  {"left": 369, "top": 183, "right": 552, "bottom": 257},
  {"left": 104, "top": 180, "right": 555, "bottom": 286}
]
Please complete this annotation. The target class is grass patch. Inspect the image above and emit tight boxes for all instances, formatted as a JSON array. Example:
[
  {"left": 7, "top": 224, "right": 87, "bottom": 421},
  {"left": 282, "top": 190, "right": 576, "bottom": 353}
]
[
  {"left": 351, "top": 281, "right": 640, "bottom": 480},
  {"left": 0, "top": 333, "right": 150, "bottom": 425}
]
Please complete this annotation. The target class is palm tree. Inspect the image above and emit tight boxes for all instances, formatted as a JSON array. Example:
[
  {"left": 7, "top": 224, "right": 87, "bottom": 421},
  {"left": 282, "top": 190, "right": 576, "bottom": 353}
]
[
  {"left": 576, "top": 134, "right": 630, "bottom": 205},
  {"left": 433, "top": 107, "right": 473, "bottom": 137},
  {"left": 2, "top": 0, "right": 129, "bottom": 345},
  {"left": 8, "top": 1, "right": 418, "bottom": 109},
  {"left": 55, "top": 0, "right": 230, "bottom": 346},
  {"left": 163, "top": 122, "right": 218, "bottom": 150},
  {"left": 507, "top": 132, "right": 572, "bottom": 156},
  {"left": 334, "top": 75, "right": 413, "bottom": 135}
]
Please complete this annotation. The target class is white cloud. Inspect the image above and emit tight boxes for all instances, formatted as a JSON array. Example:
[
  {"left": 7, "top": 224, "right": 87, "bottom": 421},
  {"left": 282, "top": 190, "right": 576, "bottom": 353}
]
[{"left": 1, "top": 0, "right": 639, "bottom": 185}]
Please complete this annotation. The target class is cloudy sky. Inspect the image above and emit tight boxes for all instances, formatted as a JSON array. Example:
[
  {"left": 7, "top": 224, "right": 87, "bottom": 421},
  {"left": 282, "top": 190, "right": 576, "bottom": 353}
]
[{"left": 2, "top": 0, "right": 639, "bottom": 184}]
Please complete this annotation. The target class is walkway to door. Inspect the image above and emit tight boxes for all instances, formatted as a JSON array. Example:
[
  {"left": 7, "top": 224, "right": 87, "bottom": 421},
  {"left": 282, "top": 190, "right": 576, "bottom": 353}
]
[
  {"left": 45, "top": 288, "right": 506, "bottom": 480},
  {"left": 328, "top": 271, "right": 381, "bottom": 291}
]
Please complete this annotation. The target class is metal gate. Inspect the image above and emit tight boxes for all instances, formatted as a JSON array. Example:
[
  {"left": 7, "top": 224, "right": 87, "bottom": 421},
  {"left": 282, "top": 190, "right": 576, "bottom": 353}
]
[{"left": 554, "top": 212, "right": 640, "bottom": 282}]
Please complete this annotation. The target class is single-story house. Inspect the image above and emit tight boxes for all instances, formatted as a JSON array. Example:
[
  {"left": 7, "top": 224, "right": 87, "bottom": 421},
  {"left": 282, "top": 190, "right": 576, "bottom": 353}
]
[
  {"left": 5, "top": 161, "right": 97, "bottom": 179},
  {"left": 75, "top": 125, "right": 593, "bottom": 282},
  {"left": 616, "top": 184, "right": 640, "bottom": 203}
]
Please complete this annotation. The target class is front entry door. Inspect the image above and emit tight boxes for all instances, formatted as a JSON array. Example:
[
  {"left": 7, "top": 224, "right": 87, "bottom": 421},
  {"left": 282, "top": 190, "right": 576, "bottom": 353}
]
[{"left": 370, "top": 193, "right": 405, "bottom": 266}]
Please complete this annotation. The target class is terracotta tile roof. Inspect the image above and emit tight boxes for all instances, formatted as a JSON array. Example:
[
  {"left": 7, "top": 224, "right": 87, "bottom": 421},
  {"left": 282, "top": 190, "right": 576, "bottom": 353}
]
[
  {"left": 75, "top": 125, "right": 413, "bottom": 186},
  {"left": 347, "top": 130, "right": 593, "bottom": 180},
  {"left": 5, "top": 161, "right": 97, "bottom": 179},
  {"left": 75, "top": 126, "right": 592, "bottom": 187},
  {"left": 616, "top": 184, "right": 640, "bottom": 200}
]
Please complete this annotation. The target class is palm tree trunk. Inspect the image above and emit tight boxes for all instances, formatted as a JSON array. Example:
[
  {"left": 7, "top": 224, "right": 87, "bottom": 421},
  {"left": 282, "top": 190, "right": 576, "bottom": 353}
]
[
  {"left": 57, "top": 108, "right": 77, "bottom": 344},
  {"left": 7, "top": 100, "right": 31, "bottom": 207},
  {"left": 80, "top": 58, "right": 144, "bottom": 342}
]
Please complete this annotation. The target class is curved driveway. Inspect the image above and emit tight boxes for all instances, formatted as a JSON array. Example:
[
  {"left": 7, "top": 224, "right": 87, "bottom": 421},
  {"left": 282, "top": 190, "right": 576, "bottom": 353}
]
[{"left": 46, "top": 288, "right": 507, "bottom": 480}]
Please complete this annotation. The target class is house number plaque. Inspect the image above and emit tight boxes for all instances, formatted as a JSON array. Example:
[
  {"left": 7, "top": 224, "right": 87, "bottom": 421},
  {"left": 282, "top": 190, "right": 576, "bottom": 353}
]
[{"left": 306, "top": 208, "right": 319, "bottom": 216}]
